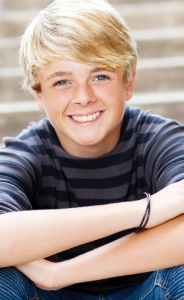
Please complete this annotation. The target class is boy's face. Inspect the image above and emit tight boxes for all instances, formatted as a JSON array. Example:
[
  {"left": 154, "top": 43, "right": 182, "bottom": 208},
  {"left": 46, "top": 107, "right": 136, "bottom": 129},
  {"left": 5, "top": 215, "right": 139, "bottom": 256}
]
[{"left": 35, "top": 59, "right": 135, "bottom": 158}]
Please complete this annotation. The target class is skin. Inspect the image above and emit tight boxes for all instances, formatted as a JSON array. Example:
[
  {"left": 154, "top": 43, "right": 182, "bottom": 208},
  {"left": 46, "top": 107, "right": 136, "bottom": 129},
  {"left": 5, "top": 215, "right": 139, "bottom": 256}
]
[
  {"left": 17, "top": 215, "right": 184, "bottom": 291},
  {"left": 1, "top": 59, "right": 184, "bottom": 291}
]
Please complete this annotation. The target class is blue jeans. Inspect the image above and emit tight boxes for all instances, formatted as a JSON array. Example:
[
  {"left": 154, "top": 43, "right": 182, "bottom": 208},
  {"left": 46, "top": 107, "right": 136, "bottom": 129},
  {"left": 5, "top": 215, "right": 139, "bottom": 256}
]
[{"left": 0, "top": 266, "right": 184, "bottom": 300}]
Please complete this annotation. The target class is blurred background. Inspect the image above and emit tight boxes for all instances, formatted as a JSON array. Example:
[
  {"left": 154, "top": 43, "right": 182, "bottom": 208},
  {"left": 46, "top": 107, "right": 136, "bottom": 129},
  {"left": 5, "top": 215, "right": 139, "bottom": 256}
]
[{"left": 0, "top": 0, "right": 184, "bottom": 146}]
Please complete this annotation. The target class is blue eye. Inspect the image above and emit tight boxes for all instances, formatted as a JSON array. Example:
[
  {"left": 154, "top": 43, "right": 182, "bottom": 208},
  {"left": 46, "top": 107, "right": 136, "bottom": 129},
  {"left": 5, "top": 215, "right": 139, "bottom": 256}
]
[
  {"left": 96, "top": 75, "right": 107, "bottom": 81},
  {"left": 54, "top": 80, "right": 68, "bottom": 86}
]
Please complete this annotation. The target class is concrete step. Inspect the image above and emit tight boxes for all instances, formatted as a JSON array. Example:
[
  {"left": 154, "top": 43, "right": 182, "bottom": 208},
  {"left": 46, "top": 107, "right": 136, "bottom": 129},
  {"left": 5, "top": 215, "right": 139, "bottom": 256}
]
[
  {"left": 0, "top": 93, "right": 183, "bottom": 145},
  {"left": 135, "top": 56, "right": 184, "bottom": 93},
  {"left": 0, "top": 37, "right": 20, "bottom": 67},
  {"left": 1, "top": 0, "right": 169, "bottom": 11},
  {"left": 1, "top": 27, "right": 184, "bottom": 67},
  {"left": 0, "top": 103, "right": 44, "bottom": 144},
  {"left": 119, "top": 1, "right": 184, "bottom": 30},
  {"left": 0, "top": 0, "right": 179, "bottom": 11},
  {"left": 0, "top": 10, "right": 38, "bottom": 38},
  {"left": 133, "top": 27, "right": 184, "bottom": 59},
  {"left": 130, "top": 91, "right": 184, "bottom": 125},
  {"left": 1, "top": 1, "right": 184, "bottom": 38},
  {"left": 130, "top": 101, "right": 184, "bottom": 124},
  {"left": 0, "top": 66, "right": 24, "bottom": 103},
  {"left": 0, "top": 56, "right": 183, "bottom": 102},
  {"left": 0, "top": 0, "right": 52, "bottom": 11},
  {"left": 112, "top": 0, "right": 181, "bottom": 3}
]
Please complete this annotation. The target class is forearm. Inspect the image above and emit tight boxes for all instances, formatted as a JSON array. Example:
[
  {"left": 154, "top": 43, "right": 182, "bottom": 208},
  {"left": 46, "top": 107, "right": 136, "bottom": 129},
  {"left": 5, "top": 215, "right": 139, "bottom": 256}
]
[
  {"left": 17, "top": 215, "right": 184, "bottom": 290},
  {"left": 54, "top": 215, "right": 184, "bottom": 289},
  {"left": 0, "top": 200, "right": 145, "bottom": 267},
  {"left": 2, "top": 180, "right": 184, "bottom": 267}
]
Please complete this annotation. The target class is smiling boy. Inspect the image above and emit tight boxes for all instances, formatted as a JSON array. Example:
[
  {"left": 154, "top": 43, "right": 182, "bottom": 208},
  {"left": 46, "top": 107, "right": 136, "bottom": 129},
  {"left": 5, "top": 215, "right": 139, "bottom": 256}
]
[
  {"left": 35, "top": 60, "right": 133, "bottom": 158},
  {"left": 0, "top": 0, "right": 184, "bottom": 299}
]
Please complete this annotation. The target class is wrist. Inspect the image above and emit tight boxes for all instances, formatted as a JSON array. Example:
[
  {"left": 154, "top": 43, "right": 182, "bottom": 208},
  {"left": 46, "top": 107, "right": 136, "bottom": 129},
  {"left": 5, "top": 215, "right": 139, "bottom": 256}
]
[
  {"left": 130, "top": 198, "right": 149, "bottom": 229},
  {"left": 135, "top": 193, "right": 151, "bottom": 232}
]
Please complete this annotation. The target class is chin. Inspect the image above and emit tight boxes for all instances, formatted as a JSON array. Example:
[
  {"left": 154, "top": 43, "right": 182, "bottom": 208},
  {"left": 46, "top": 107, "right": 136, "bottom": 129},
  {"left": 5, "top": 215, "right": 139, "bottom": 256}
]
[{"left": 79, "top": 140, "right": 99, "bottom": 146}]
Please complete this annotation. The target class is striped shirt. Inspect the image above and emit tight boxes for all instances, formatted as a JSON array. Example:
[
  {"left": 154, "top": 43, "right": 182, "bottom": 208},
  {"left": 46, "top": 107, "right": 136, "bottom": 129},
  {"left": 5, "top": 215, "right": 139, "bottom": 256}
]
[{"left": 0, "top": 106, "right": 184, "bottom": 291}]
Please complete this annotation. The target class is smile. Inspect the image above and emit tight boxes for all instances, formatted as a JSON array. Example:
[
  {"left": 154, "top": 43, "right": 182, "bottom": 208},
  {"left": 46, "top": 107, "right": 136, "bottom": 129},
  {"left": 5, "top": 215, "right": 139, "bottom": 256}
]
[{"left": 71, "top": 111, "right": 101, "bottom": 123}]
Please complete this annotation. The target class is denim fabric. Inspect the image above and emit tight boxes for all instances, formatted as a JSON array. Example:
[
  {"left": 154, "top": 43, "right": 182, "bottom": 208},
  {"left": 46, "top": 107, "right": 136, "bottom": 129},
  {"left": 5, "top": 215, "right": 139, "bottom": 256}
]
[{"left": 0, "top": 266, "right": 184, "bottom": 300}]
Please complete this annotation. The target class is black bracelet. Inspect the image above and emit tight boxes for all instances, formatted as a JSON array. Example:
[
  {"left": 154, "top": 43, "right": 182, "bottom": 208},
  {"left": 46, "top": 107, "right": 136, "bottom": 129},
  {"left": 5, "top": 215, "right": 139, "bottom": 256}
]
[{"left": 136, "top": 192, "right": 151, "bottom": 232}]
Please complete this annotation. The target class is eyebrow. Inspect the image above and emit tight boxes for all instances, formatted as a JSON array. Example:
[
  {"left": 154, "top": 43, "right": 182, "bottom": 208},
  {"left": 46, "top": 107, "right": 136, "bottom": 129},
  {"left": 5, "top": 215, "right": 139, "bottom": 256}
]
[
  {"left": 89, "top": 67, "right": 115, "bottom": 74},
  {"left": 89, "top": 67, "right": 105, "bottom": 74},
  {"left": 46, "top": 71, "right": 72, "bottom": 81},
  {"left": 46, "top": 67, "right": 115, "bottom": 81}
]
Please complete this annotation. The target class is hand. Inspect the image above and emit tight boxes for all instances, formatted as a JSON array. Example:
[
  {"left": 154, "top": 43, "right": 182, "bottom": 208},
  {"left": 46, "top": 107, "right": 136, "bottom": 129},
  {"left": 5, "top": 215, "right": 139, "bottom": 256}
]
[{"left": 16, "top": 259, "right": 60, "bottom": 290}]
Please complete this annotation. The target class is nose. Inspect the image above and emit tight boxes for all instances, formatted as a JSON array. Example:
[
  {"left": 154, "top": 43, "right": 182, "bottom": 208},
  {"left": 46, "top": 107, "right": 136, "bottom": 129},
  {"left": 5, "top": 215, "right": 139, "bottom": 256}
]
[{"left": 74, "top": 83, "right": 96, "bottom": 106}]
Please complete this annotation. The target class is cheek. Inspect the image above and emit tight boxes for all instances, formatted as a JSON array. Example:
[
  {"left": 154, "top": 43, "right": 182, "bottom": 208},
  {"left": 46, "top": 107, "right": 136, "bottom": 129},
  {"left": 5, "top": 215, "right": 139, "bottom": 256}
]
[
  {"left": 96, "top": 87, "right": 112, "bottom": 103},
  {"left": 103, "top": 86, "right": 126, "bottom": 108},
  {"left": 43, "top": 93, "right": 64, "bottom": 110}
]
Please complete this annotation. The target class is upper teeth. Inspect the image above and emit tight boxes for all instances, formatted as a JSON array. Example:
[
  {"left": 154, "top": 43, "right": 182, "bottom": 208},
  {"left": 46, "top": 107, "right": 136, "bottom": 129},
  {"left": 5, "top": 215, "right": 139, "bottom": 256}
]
[{"left": 72, "top": 112, "right": 101, "bottom": 123}]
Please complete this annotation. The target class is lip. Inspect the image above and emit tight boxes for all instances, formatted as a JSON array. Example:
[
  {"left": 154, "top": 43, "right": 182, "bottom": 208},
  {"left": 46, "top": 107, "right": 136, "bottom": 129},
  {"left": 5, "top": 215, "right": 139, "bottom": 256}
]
[{"left": 68, "top": 110, "right": 104, "bottom": 124}]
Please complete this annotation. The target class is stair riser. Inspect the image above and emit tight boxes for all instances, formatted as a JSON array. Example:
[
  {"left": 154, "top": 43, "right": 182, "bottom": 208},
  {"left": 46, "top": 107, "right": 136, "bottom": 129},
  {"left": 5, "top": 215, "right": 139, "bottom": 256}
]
[
  {"left": 0, "top": 110, "right": 44, "bottom": 143},
  {"left": 1, "top": 0, "right": 168, "bottom": 11},
  {"left": 137, "top": 38, "right": 184, "bottom": 59},
  {"left": 130, "top": 102, "right": 184, "bottom": 125},
  {"left": 0, "top": 0, "right": 52, "bottom": 10},
  {"left": 135, "top": 66, "right": 184, "bottom": 93},
  {"left": 0, "top": 44, "right": 19, "bottom": 67}
]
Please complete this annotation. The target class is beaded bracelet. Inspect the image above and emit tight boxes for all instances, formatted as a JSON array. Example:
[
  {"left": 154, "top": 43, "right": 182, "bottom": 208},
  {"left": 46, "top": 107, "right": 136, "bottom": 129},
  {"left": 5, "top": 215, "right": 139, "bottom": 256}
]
[{"left": 136, "top": 192, "right": 151, "bottom": 232}]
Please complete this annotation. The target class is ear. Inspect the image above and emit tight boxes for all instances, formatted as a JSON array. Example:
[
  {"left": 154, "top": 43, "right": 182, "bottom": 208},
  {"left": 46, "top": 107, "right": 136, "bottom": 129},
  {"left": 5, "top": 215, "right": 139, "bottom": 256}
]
[
  {"left": 34, "top": 92, "right": 45, "bottom": 111},
  {"left": 125, "top": 69, "right": 136, "bottom": 101}
]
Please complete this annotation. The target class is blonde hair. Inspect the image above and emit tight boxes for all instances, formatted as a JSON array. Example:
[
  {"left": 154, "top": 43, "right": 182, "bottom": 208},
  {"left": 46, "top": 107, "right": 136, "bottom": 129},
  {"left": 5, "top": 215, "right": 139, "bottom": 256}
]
[{"left": 19, "top": 0, "right": 137, "bottom": 94}]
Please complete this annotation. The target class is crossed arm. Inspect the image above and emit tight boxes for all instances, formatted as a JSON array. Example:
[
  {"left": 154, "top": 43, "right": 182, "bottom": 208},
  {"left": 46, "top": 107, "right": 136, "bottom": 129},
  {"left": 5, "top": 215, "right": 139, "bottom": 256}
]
[
  {"left": 1, "top": 180, "right": 184, "bottom": 290},
  {"left": 17, "top": 214, "right": 184, "bottom": 290}
]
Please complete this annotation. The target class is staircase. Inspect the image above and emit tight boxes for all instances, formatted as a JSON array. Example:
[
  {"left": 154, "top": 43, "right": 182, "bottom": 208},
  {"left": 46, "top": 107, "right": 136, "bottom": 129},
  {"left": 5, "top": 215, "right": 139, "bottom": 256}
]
[{"left": 0, "top": 0, "right": 184, "bottom": 146}]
